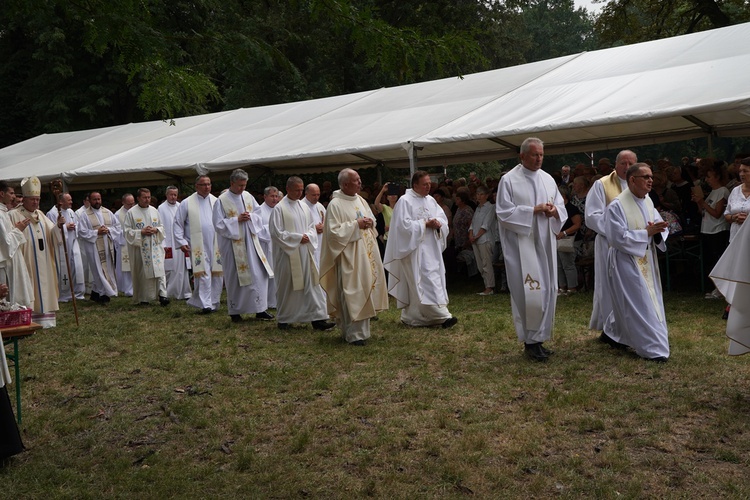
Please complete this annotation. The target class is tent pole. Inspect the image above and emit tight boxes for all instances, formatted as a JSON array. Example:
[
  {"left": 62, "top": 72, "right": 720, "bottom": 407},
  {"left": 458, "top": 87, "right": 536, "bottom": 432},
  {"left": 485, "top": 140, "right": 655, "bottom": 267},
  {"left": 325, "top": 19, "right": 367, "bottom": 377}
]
[
  {"left": 407, "top": 142, "right": 417, "bottom": 177},
  {"left": 707, "top": 134, "right": 714, "bottom": 157}
]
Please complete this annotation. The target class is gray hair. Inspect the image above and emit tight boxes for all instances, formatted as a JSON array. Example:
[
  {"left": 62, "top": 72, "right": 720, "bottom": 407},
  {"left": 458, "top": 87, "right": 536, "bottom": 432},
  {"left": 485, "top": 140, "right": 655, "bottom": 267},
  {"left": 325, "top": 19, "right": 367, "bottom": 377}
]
[
  {"left": 626, "top": 162, "right": 650, "bottom": 181},
  {"left": 338, "top": 168, "right": 356, "bottom": 188},
  {"left": 230, "top": 169, "right": 249, "bottom": 183},
  {"left": 286, "top": 176, "right": 303, "bottom": 190},
  {"left": 165, "top": 185, "right": 178, "bottom": 193},
  {"left": 520, "top": 137, "right": 543, "bottom": 154},
  {"left": 616, "top": 150, "right": 638, "bottom": 164},
  {"left": 264, "top": 186, "right": 279, "bottom": 196}
]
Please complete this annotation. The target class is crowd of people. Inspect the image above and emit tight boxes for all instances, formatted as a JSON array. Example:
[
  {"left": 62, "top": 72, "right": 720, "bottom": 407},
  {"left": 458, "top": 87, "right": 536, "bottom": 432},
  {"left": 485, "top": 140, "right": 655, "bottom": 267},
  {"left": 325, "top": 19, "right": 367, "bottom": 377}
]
[
  {"left": 2, "top": 138, "right": 750, "bottom": 460},
  {"left": 1, "top": 143, "right": 748, "bottom": 349}
]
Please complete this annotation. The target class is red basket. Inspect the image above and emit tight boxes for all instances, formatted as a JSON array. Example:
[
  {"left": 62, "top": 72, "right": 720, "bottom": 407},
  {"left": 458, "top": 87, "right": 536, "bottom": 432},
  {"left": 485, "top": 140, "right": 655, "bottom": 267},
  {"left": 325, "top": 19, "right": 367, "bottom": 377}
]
[{"left": 0, "top": 308, "right": 32, "bottom": 327}]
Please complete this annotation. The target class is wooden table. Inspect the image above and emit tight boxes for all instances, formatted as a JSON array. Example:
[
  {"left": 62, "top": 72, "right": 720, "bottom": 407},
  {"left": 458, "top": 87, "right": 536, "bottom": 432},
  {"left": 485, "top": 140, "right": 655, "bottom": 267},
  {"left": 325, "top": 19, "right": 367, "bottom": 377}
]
[{"left": 2, "top": 322, "right": 40, "bottom": 424}]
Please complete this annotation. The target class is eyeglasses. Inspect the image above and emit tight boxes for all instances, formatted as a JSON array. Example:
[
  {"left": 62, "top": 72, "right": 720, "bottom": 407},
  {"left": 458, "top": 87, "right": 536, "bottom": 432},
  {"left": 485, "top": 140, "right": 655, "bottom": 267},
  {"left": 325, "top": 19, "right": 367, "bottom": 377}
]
[{"left": 632, "top": 175, "right": 654, "bottom": 180}]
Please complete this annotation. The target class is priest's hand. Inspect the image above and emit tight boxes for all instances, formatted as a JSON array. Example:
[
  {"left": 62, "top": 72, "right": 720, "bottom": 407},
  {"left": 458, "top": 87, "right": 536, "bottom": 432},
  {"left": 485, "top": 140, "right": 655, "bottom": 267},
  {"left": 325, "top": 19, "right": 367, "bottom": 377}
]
[
  {"left": 301, "top": 234, "right": 310, "bottom": 244},
  {"left": 647, "top": 221, "right": 669, "bottom": 236},
  {"left": 315, "top": 222, "right": 324, "bottom": 234},
  {"left": 358, "top": 217, "right": 373, "bottom": 230},
  {"left": 426, "top": 218, "right": 442, "bottom": 230},
  {"left": 98, "top": 225, "right": 110, "bottom": 235},
  {"left": 66, "top": 222, "right": 75, "bottom": 230},
  {"left": 180, "top": 244, "right": 191, "bottom": 254},
  {"left": 57, "top": 214, "right": 66, "bottom": 228},
  {"left": 238, "top": 211, "right": 251, "bottom": 222},
  {"left": 14, "top": 218, "right": 30, "bottom": 231}
]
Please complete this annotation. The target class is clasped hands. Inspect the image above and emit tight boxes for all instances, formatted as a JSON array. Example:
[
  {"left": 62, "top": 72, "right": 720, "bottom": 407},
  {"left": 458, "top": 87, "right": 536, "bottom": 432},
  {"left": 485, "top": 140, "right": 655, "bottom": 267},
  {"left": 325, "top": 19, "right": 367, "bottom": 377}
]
[
  {"left": 358, "top": 217, "right": 374, "bottom": 230},
  {"left": 141, "top": 226, "right": 158, "bottom": 236},
  {"left": 534, "top": 202, "right": 559, "bottom": 219},
  {"left": 646, "top": 221, "right": 669, "bottom": 236}
]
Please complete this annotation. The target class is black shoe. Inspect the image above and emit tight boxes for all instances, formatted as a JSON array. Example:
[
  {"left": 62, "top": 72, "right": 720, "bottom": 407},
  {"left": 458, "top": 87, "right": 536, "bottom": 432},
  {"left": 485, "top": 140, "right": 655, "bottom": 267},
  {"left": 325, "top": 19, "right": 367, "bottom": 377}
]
[
  {"left": 230, "top": 314, "right": 243, "bottom": 323},
  {"left": 100, "top": 294, "right": 110, "bottom": 303},
  {"left": 159, "top": 296, "right": 170, "bottom": 307},
  {"left": 90, "top": 291, "right": 100, "bottom": 302},
  {"left": 722, "top": 308, "right": 730, "bottom": 320},
  {"left": 256, "top": 311, "right": 275, "bottom": 321},
  {"left": 524, "top": 342, "right": 549, "bottom": 362},
  {"left": 198, "top": 308, "right": 213, "bottom": 315},
  {"left": 311, "top": 320, "right": 336, "bottom": 331},
  {"left": 278, "top": 323, "right": 290, "bottom": 330},
  {"left": 350, "top": 340, "right": 366, "bottom": 346},
  {"left": 645, "top": 356, "right": 668, "bottom": 363},
  {"left": 539, "top": 344, "right": 554, "bottom": 356},
  {"left": 442, "top": 317, "right": 458, "bottom": 329},
  {"left": 599, "top": 332, "right": 627, "bottom": 351},
  {"left": 370, "top": 316, "right": 379, "bottom": 321}
]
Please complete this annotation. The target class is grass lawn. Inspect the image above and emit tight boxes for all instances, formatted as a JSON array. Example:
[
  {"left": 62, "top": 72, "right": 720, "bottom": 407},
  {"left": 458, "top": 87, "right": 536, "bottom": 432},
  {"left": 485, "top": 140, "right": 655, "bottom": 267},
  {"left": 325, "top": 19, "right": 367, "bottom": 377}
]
[{"left": 3, "top": 279, "right": 749, "bottom": 498}]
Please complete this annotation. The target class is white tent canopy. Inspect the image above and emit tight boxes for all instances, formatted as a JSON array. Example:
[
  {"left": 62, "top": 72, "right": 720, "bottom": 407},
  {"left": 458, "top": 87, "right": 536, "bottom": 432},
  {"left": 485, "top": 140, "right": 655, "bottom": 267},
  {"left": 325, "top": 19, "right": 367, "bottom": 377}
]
[{"left": 2, "top": 22, "right": 749, "bottom": 190}]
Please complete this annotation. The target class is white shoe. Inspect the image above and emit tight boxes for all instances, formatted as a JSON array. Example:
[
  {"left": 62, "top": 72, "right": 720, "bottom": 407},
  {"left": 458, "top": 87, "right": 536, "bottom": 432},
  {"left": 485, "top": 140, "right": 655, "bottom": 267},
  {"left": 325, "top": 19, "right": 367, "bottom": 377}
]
[{"left": 478, "top": 290, "right": 495, "bottom": 296}]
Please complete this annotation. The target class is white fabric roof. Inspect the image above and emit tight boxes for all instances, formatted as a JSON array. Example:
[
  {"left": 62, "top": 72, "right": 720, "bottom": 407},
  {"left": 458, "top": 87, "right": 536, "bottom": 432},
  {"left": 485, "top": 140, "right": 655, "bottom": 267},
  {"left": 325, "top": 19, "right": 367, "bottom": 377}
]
[{"left": 2, "top": 22, "right": 749, "bottom": 189}]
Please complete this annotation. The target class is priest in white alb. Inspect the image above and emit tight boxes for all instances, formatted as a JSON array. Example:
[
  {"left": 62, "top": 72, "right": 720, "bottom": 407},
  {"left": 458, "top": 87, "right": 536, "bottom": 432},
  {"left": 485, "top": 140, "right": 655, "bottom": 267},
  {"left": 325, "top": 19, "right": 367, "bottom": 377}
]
[
  {"left": 384, "top": 170, "right": 457, "bottom": 329},
  {"left": 158, "top": 185, "right": 191, "bottom": 300},
  {"left": 78, "top": 191, "right": 120, "bottom": 303},
  {"left": 270, "top": 177, "right": 334, "bottom": 331},
  {"left": 257, "top": 186, "right": 280, "bottom": 309},
  {"left": 0, "top": 181, "right": 33, "bottom": 308},
  {"left": 320, "top": 169, "right": 388, "bottom": 345},
  {"left": 585, "top": 150, "right": 637, "bottom": 333},
  {"left": 47, "top": 192, "right": 85, "bottom": 302},
  {"left": 9, "top": 176, "right": 64, "bottom": 327},
  {"left": 496, "top": 138, "right": 567, "bottom": 361},
  {"left": 603, "top": 163, "right": 670, "bottom": 362},
  {"left": 213, "top": 169, "right": 275, "bottom": 323},
  {"left": 174, "top": 175, "right": 224, "bottom": 314},
  {"left": 123, "top": 188, "right": 169, "bottom": 306},
  {"left": 115, "top": 193, "right": 135, "bottom": 297},
  {"left": 302, "top": 183, "right": 326, "bottom": 268}
]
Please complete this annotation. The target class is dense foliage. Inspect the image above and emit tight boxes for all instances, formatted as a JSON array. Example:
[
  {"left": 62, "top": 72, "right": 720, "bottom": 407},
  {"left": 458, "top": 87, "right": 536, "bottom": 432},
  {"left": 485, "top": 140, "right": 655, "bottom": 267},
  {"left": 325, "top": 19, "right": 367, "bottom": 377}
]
[{"left": 1, "top": 0, "right": 747, "bottom": 150}]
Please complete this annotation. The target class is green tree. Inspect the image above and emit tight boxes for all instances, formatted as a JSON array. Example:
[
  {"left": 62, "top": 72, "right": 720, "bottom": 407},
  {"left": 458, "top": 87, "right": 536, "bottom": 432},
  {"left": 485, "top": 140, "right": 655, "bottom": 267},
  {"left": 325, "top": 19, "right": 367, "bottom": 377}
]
[
  {"left": 595, "top": 0, "right": 750, "bottom": 46},
  {"left": 520, "top": 0, "right": 598, "bottom": 63}
]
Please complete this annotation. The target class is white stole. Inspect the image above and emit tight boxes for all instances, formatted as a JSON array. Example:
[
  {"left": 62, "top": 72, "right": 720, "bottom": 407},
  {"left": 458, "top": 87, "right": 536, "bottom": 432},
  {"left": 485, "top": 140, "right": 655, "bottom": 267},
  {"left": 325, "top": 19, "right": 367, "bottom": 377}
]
[
  {"left": 506, "top": 168, "right": 550, "bottom": 331},
  {"left": 187, "top": 193, "right": 222, "bottom": 278},
  {"left": 218, "top": 191, "right": 273, "bottom": 287},
  {"left": 617, "top": 189, "right": 662, "bottom": 321},
  {"left": 279, "top": 198, "right": 318, "bottom": 291}
]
